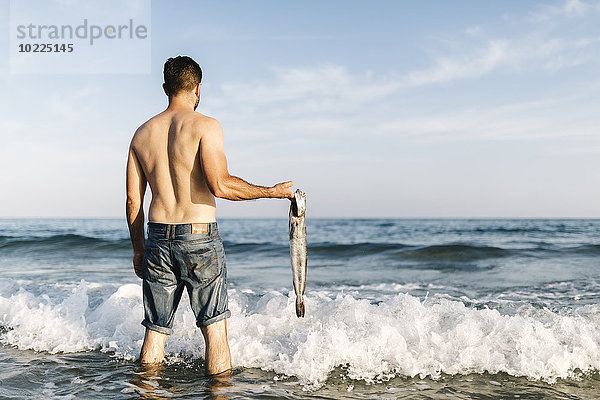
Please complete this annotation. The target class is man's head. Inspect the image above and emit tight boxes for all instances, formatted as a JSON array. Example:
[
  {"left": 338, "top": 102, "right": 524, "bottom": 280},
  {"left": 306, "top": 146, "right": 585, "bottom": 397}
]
[{"left": 163, "top": 56, "right": 202, "bottom": 109}]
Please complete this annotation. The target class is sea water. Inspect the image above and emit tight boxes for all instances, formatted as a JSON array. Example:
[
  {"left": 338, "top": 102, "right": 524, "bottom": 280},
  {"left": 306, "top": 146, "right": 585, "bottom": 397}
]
[{"left": 1, "top": 218, "right": 599, "bottom": 399}]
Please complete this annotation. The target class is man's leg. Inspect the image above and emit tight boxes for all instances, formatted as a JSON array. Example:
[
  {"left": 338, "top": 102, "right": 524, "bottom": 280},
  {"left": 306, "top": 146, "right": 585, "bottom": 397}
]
[
  {"left": 140, "top": 328, "right": 168, "bottom": 364},
  {"left": 200, "top": 319, "right": 232, "bottom": 375}
]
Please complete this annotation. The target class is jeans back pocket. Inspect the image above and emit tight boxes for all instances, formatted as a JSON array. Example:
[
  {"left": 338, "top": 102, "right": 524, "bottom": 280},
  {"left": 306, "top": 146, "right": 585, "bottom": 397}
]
[{"left": 179, "top": 241, "right": 221, "bottom": 285}]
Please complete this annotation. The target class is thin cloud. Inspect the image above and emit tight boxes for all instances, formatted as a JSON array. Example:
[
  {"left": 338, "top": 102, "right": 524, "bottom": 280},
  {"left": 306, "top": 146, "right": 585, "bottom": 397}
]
[
  {"left": 376, "top": 86, "right": 600, "bottom": 143},
  {"left": 529, "top": 0, "right": 600, "bottom": 21},
  {"left": 400, "top": 40, "right": 509, "bottom": 87},
  {"left": 209, "top": 1, "right": 600, "bottom": 118},
  {"left": 206, "top": 30, "right": 599, "bottom": 143},
  {"left": 213, "top": 64, "right": 399, "bottom": 110},
  {"left": 401, "top": 35, "right": 599, "bottom": 88}
]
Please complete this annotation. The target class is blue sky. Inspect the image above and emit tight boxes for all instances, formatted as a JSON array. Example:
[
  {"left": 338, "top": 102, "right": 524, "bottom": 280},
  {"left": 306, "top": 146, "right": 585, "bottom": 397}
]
[{"left": 0, "top": 0, "right": 598, "bottom": 218}]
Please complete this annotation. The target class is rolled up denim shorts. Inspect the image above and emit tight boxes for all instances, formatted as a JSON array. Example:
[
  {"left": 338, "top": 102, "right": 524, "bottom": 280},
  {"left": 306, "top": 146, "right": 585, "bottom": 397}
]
[{"left": 141, "top": 222, "right": 230, "bottom": 335}]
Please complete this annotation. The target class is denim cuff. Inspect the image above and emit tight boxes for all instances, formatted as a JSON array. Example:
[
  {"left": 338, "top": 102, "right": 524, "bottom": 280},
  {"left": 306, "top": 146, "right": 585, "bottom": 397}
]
[
  {"left": 141, "top": 319, "right": 173, "bottom": 335},
  {"left": 198, "top": 309, "right": 231, "bottom": 327}
]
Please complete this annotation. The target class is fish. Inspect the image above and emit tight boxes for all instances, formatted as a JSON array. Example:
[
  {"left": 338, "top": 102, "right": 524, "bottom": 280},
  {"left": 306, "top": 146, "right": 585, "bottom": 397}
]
[{"left": 289, "top": 189, "right": 307, "bottom": 318}]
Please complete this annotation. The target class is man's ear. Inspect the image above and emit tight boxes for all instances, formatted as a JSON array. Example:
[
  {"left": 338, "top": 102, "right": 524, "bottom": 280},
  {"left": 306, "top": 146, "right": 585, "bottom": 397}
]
[
  {"left": 162, "top": 83, "right": 169, "bottom": 97},
  {"left": 195, "top": 83, "right": 202, "bottom": 96}
]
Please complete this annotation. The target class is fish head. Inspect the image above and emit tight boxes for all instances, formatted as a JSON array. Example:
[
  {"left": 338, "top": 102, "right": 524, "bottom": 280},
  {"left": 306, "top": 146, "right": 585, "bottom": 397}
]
[{"left": 293, "top": 189, "right": 306, "bottom": 217}]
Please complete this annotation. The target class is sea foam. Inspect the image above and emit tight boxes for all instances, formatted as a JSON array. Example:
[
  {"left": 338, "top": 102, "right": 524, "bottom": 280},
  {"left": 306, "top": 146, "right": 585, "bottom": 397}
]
[{"left": 1, "top": 281, "right": 600, "bottom": 387}]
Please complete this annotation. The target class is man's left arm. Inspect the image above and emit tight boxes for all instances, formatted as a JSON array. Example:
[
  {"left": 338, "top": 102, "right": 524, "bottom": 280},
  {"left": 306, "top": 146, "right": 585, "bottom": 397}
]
[{"left": 126, "top": 145, "right": 147, "bottom": 279}]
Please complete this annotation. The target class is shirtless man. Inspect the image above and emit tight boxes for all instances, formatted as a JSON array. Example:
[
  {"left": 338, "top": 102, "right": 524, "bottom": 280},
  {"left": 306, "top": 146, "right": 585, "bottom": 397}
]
[{"left": 126, "top": 56, "right": 294, "bottom": 375}]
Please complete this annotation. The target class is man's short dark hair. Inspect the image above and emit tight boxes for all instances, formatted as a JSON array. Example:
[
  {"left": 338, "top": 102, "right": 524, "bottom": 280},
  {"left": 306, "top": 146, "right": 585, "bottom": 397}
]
[{"left": 163, "top": 56, "right": 202, "bottom": 96}]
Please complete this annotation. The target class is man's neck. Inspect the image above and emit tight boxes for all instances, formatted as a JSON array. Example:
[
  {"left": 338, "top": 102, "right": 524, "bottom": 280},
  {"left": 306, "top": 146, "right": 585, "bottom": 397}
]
[{"left": 166, "top": 95, "right": 195, "bottom": 111}]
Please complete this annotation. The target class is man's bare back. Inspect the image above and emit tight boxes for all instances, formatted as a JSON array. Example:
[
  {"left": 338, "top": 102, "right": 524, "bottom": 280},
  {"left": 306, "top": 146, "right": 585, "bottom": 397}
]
[
  {"left": 130, "top": 109, "right": 219, "bottom": 223},
  {"left": 128, "top": 106, "right": 294, "bottom": 226}
]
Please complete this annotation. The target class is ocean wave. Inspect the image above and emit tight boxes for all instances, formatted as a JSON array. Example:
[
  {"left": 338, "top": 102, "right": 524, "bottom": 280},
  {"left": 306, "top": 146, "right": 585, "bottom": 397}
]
[
  {"left": 1, "top": 282, "right": 600, "bottom": 387},
  {"left": 2, "top": 232, "right": 597, "bottom": 262},
  {"left": 472, "top": 226, "right": 562, "bottom": 234},
  {"left": 565, "top": 244, "right": 600, "bottom": 255},
  {"left": 396, "top": 244, "right": 510, "bottom": 261},
  {"left": 522, "top": 244, "right": 600, "bottom": 257},
  {"left": 0, "top": 234, "right": 131, "bottom": 252},
  {"left": 223, "top": 242, "right": 286, "bottom": 254},
  {"left": 223, "top": 242, "right": 408, "bottom": 257},
  {"left": 308, "top": 242, "right": 407, "bottom": 257}
]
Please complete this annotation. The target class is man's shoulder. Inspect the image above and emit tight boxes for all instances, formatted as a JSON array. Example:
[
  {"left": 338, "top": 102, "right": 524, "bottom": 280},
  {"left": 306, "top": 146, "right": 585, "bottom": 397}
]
[
  {"left": 133, "top": 113, "right": 160, "bottom": 136},
  {"left": 130, "top": 114, "right": 162, "bottom": 151},
  {"left": 189, "top": 112, "right": 223, "bottom": 138},
  {"left": 189, "top": 112, "right": 221, "bottom": 129},
  {"left": 132, "top": 110, "right": 172, "bottom": 138}
]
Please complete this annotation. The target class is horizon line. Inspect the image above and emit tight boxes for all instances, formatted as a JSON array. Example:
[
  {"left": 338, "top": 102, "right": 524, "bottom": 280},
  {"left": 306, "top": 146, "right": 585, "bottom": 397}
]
[{"left": 0, "top": 216, "right": 599, "bottom": 220}]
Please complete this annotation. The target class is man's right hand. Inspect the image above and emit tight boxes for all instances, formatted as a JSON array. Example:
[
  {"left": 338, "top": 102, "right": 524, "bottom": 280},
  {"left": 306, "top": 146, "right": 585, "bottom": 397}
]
[
  {"left": 272, "top": 181, "right": 294, "bottom": 199},
  {"left": 133, "top": 250, "right": 144, "bottom": 279}
]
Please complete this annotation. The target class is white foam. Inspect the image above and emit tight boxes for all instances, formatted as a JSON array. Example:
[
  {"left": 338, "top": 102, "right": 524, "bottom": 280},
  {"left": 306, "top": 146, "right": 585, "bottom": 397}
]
[
  {"left": 1, "top": 281, "right": 600, "bottom": 387},
  {"left": 0, "top": 283, "right": 90, "bottom": 353}
]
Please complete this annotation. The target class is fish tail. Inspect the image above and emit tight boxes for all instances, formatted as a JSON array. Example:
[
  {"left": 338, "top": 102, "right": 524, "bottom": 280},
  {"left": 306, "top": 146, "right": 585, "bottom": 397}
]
[{"left": 295, "top": 297, "right": 305, "bottom": 318}]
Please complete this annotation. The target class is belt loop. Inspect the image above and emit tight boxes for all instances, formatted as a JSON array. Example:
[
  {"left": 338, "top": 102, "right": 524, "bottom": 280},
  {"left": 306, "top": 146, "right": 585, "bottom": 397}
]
[{"left": 165, "top": 225, "right": 170, "bottom": 239}]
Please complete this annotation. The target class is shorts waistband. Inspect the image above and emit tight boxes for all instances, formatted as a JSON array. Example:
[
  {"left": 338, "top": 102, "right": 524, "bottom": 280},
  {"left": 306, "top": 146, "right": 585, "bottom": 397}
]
[{"left": 147, "top": 222, "right": 218, "bottom": 238}]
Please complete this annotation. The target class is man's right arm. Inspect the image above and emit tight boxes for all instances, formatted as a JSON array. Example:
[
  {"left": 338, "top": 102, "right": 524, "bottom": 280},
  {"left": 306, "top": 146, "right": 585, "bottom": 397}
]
[
  {"left": 200, "top": 119, "right": 294, "bottom": 201},
  {"left": 126, "top": 144, "right": 147, "bottom": 279}
]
